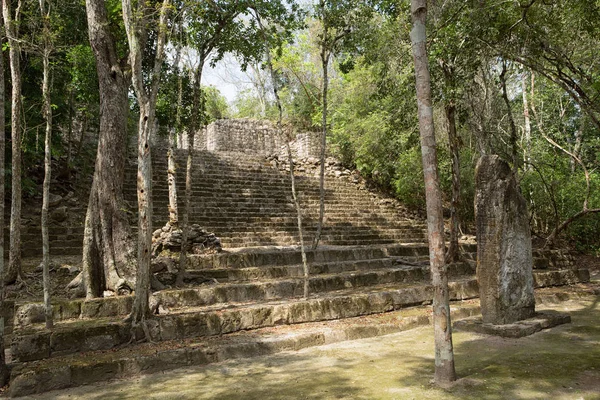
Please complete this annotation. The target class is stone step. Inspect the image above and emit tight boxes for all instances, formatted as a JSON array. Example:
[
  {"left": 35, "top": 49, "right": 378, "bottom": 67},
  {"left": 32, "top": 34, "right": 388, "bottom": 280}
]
[
  {"left": 12, "top": 265, "right": 590, "bottom": 365},
  {"left": 8, "top": 300, "right": 483, "bottom": 398},
  {"left": 10, "top": 278, "right": 481, "bottom": 363},
  {"left": 8, "top": 245, "right": 436, "bottom": 330},
  {"left": 124, "top": 193, "right": 399, "bottom": 207},
  {"left": 217, "top": 234, "right": 426, "bottom": 247},
  {"left": 180, "top": 257, "right": 422, "bottom": 283},
  {"left": 139, "top": 199, "right": 405, "bottom": 211},
  {"left": 10, "top": 261, "right": 583, "bottom": 333},
  {"left": 153, "top": 262, "right": 478, "bottom": 310},
  {"left": 184, "top": 244, "right": 430, "bottom": 269},
  {"left": 9, "top": 283, "right": 597, "bottom": 398},
  {"left": 124, "top": 184, "right": 368, "bottom": 196}
]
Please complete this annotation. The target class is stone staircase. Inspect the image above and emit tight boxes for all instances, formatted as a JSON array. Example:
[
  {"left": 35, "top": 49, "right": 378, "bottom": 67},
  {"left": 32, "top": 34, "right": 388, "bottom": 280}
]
[
  {"left": 6, "top": 241, "right": 592, "bottom": 397},
  {"left": 3, "top": 146, "right": 594, "bottom": 397},
  {"left": 123, "top": 148, "right": 428, "bottom": 248},
  {"left": 8, "top": 147, "right": 427, "bottom": 257}
]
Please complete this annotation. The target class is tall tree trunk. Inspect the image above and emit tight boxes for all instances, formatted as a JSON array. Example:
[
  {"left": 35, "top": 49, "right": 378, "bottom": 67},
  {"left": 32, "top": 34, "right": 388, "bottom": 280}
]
[
  {"left": 40, "top": 0, "right": 53, "bottom": 329},
  {"left": 409, "top": 0, "right": 457, "bottom": 385},
  {"left": 81, "top": 0, "right": 136, "bottom": 298},
  {"left": 285, "top": 131, "right": 310, "bottom": 298},
  {"left": 571, "top": 117, "right": 584, "bottom": 173},
  {"left": 3, "top": 0, "right": 23, "bottom": 285},
  {"left": 521, "top": 70, "right": 531, "bottom": 170},
  {"left": 177, "top": 63, "right": 203, "bottom": 286},
  {"left": 167, "top": 30, "right": 183, "bottom": 229},
  {"left": 66, "top": 89, "right": 74, "bottom": 170},
  {"left": 313, "top": 44, "right": 330, "bottom": 250},
  {"left": 0, "top": 20, "right": 10, "bottom": 387},
  {"left": 122, "top": 0, "right": 170, "bottom": 328},
  {"left": 254, "top": 10, "right": 310, "bottom": 298},
  {"left": 445, "top": 103, "right": 461, "bottom": 263},
  {"left": 500, "top": 62, "right": 519, "bottom": 173},
  {"left": 167, "top": 127, "right": 179, "bottom": 228},
  {"left": 73, "top": 109, "right": 89, "bottom": 163}
]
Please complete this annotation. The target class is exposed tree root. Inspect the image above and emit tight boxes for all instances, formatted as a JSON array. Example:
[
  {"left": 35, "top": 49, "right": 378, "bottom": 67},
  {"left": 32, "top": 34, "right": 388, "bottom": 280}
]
[{"left": 124, "top": 314, "right": 155, "bottom": 345}]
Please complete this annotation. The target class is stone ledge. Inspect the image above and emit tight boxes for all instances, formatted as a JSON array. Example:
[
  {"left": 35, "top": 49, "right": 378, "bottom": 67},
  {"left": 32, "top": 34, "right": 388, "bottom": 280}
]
[
  {"left": 8, "top": 302, "right": 481, "bottom": 398},
  {"left": 453, "top": 310, "right": 571, "bottom": 338},
  {"left": 10, "top": 280, "right": 480, "bottom": 363}
]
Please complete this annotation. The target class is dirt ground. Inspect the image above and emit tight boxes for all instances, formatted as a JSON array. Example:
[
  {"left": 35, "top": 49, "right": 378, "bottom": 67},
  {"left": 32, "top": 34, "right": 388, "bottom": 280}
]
[{"left": 11, "top": 297, "right": 599, "bottom": 400}]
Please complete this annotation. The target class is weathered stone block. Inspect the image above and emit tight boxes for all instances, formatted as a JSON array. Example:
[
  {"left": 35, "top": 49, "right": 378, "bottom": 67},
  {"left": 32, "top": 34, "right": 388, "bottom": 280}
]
[
  {"left": 454, "top": 311, "right": 570, "bottom": 338},
  {"left": 159, "top": 316, "right": 181, "bottom": 341},
  {"left": 475, "top": 155, "right": 535, "bottom": 324},
  {"left": 60, "top": 299, "right": 83, "bottom": 320},
  {"left": 70, "top": 360, "right": 121, "bottom": 386},
  {"left": 11, "top": 332, "right": 51, "bottom": 362},
  {"left": 13, "top": 303, "right": 46, "bottom": 328},
  {"left": 9, "top": 365, "right": 71, "bottom": 397}
]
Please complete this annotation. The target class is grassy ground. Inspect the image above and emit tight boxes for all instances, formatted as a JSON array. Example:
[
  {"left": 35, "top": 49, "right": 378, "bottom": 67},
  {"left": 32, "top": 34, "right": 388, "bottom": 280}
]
[{"left": 15, "top": 297, "right": 600, "bottom": 400}]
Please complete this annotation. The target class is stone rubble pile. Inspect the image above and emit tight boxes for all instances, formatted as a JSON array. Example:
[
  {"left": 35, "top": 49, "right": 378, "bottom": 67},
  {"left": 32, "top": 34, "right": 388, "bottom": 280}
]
[
  {"left": 265, "top": 153, "right": 420, "bottom": 222},
  {"left": 266, "top": 153, "right": 363, "bottom": 185},
  {"left": 152, "top": 223, "right": 222, "bottom": 257}
]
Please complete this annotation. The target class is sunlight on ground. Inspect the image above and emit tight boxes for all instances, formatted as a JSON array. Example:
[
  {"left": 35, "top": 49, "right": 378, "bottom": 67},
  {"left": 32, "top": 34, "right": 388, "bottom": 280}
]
[{"left": 24, "top": 299, "right": 600, "bottom": 400}]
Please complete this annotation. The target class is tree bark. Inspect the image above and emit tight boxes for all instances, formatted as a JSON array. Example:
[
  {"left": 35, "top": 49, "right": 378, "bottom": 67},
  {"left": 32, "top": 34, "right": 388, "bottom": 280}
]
[
  {"left": 445, "top": 103, "right": 461, "bottom": 263},
  {"left": 409, "top": 0, "right": 456, "bottom": 385},
  {"left": 167, "top": 127, "right": 179, "bottom": 228},
  {"left": 253, "top": 9, "right": 310, "bottom": 299},
  {"left": 82, "top": 0, "right": 136, "bottom": 298},
  {"left": 177, "top": 63, "right": 203, "bottom": 286},
  {"left": 500, "top": 62, "right": 519, "bottom": 173},
  {"left": 521, "top": 70, "right": 531, "bottom": 170},
  {"left": 167, "top": 35, "right": 183, "bottom": 229},
  {"left": 122, "top": 0, "right": 170, "bottom": 327},
  {"left": 0, "top": 17, "right": 10, "bottom": 387},
  {"left": 40, "top": 0, "right": 53, "bottom": 329},
  {"left": 3, "top": 0, "right": 23, "bottom": 285},
  {"left": 313, "top": 14, "right": 330, "bottom": 250}
]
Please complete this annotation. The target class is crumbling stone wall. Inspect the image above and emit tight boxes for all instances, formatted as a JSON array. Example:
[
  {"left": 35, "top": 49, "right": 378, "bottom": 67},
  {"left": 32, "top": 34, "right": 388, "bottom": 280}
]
[
  {"left": 206, "top": 119, "right": 282, "bottom": 154},
  {"left": 174, "top": 128, "right": 207, "bottom": 150},
  {"left": 202, "top": 119, "right": 321, "bottom": 158}
]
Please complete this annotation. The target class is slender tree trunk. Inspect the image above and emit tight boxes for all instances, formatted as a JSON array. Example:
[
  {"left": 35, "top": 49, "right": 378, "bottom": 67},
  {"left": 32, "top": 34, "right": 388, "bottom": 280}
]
[
  {"left": 177, "top": 63, "right": 203, "bottom": 286},
  {"left": 313, "top": 48, "right": 330, "bottom": 250},
  {"left": 254, "top": 11, "right": 310, "bottom": 298},
  {"left": 167, "top": 127, "right": 179, "bottom": 228},
  {"left": 81, "top": 0, "right": 136, "bottom": 298},
  {"left": 0, "top": 21, "right": 10, "bottom": 387},
  {"left": 409, "top": 0, "right": 456, "bottom": 385},
  {"left": 73, "top": 109, "right": 88, "bottom": 163},
  {"left": 445, "top": 103, "right": 460, "bottom": 263},
  {"left": 571, "top": 118, "right": 584, "bottom": 173},
  {"left": 3, "top": 0, "right": 23, "bottom": 285},
  {"left": 500, "top": 62, "right": 519, "bottom": 173},
  {"left": 167, "top": 32, "right": 183, "bottom": 229},
  {"left": 66, "top": 90, "right": 74, "bottom": 170},
  {"left": 40, "top": 0, "right": 53, "bottom": 328},
  {"left": 122, "top": 0, "right": 170, "bottom": 327},
  {"left": 521, "top": 70, "right": 531, "bottom": 170},
  {"left": 287, "top": 133, "right": 310, "bottom": 298}
]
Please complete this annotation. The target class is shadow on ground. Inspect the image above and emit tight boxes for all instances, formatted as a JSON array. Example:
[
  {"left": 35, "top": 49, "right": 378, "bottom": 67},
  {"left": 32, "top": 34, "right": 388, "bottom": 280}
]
[{"left": 26, "top": 298, "right": 600, "bottom": 400}]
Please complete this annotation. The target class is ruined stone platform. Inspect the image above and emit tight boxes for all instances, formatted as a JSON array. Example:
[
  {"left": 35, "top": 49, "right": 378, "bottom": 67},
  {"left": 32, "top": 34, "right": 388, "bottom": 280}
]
[
  {"left": 8, "top": 284, "right": 599, "bottom": 398},
  {"left": 453, "top": 310, "right": 571, "bottom": 338}
]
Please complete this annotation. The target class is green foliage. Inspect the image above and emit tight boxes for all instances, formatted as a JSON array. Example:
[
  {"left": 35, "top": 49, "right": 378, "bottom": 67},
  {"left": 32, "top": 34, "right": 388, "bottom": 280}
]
[
  {"left": 233, "top": 89, "right": 266, "bottom": 119},
  {"left": 203, "top": 85, "right": 231, "bottom": 122}
]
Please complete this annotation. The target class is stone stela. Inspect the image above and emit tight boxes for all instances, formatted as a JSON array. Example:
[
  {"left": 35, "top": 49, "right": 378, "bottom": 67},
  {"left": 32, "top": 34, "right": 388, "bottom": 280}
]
[
  {"left": 475, "top": 155, "right": 535, "bottom": 324},
  {"left": 454, "top": 155, "right": 571, "bottom": 338}
]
